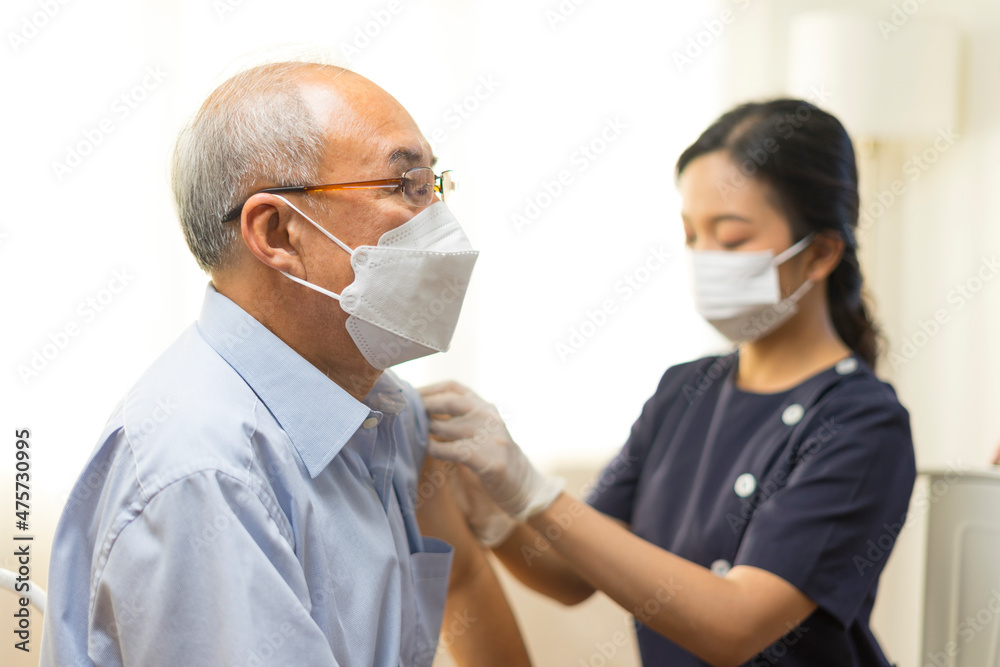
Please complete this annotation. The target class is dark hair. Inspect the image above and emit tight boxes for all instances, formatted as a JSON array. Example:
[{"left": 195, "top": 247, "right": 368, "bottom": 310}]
[{"left": 676, "top": 98, "right": 881, "bottom": 369}]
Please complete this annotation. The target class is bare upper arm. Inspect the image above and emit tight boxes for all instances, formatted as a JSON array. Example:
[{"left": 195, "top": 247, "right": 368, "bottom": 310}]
[{"left": 415, "top": 457, "right": 484, "bottom": 588}]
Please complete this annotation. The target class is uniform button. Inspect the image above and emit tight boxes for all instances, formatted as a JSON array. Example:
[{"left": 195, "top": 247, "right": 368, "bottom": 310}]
[
  {"left": 710, "top": 559, "right": 732, "bottom": 577},
  {"left": 362, "top": 417, "right": 379, "bottom": 429},
  {"left": 734, "top": 473, "right": 757, "bottom": 498},
  {"left": 782, "top": 403, "right": 804, "bottom": 425},
  {"left": 835, "top": 357, "right": 858, "bottom": 375}
]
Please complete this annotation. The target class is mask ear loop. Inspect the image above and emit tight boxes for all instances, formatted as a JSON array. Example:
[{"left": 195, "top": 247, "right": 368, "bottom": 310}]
[
  {"left": 274, "top": 195, "right": 356, "bottom": 256},
  {"left": 270, "top": 195, "right": 355, "bottom": 301},
  {"left": 783, "top": 276, "right": 815, "bottom": 306},
  {"left": 773, "top": 232, "right": 817, "bottom": 265},
  {"left": 774, "top": 232, "right": 818, "bottom": 304}
]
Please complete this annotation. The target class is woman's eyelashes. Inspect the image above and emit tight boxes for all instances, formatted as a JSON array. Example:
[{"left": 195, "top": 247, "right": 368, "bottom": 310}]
[{"left": 684, "top": 237, "right": 749, "bottom": 250}]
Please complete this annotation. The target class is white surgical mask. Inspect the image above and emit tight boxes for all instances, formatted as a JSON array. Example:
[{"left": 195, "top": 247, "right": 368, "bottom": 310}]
[
  {"left": 276, "top": 197, "right": 479, "bottom": 370},
  {"left": 688, "top": 233, "right": 816, "bottom": 343}
]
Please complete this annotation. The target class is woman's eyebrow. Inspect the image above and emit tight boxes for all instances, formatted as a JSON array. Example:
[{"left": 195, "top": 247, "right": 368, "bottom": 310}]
[{"left": 709, "top": 214, "right": 753, "bottom": 224}]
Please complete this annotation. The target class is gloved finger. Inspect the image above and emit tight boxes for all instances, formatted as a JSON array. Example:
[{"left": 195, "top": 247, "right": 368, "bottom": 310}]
[
  {"left": 422, "top": 391, "right": 476, "bottom": 418},
  {"left": 428, "top": 437, "right": 483, "bottom": 469},
  {"left": 428, "top": 415, "right": 478, "bottom": 441},
  {"left": 418, "top": 380, "right": 471, "bottom": 397}
]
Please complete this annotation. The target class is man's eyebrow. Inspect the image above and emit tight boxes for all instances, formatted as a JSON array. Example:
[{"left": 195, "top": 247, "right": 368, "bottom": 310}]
[{"left": 388, "top": 148, "right": 438, "bottom": 169}]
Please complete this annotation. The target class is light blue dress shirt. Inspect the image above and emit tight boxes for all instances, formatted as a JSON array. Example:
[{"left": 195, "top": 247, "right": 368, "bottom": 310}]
[{"left": 40, "top": 284, "right": 453, "bottom": 666}]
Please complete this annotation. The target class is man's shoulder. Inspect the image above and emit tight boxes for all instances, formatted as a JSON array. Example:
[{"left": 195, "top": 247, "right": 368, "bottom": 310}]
[{"left": 117, "top": 324, "right": 262, "bottom": 492}]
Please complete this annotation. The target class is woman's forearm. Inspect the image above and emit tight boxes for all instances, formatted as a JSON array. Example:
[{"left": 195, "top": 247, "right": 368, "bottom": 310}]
[
  {"left": 526, "top": 493, "right": 816, "bottom": 667},
  {"left": 491, "top": 523, "right": 596, "bottom": 606}
]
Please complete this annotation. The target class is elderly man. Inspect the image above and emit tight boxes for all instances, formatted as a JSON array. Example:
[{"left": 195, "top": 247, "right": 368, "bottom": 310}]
[{"left": 41, "top": 62, "right": 529, "bottom": 666}]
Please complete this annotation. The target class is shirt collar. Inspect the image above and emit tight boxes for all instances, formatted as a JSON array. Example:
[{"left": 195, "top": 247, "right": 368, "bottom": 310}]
[{"left": 196, "top": 283, "right": 376, "bottom": 478}]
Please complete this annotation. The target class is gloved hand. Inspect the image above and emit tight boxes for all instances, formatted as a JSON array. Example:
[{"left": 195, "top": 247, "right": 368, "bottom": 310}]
[
  {"left": 420, "top": 381, "right": 564, "bottom": 522},
  {"left": 447, "top": 464, "right": 518, "bottom": 548}
]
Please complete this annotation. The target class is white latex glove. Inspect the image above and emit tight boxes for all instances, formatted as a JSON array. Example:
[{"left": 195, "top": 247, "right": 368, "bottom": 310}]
[
  {"left": 447, "top": 464, "right": 518, "bottom": 548},
  {"left": 420, "top": 381, "right": 564, "bottom": 522}
]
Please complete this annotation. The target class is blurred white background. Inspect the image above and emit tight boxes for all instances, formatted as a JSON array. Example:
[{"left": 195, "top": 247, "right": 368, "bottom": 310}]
[{"left": 2, "top": 0, "right": 1000, "bottom": 665}]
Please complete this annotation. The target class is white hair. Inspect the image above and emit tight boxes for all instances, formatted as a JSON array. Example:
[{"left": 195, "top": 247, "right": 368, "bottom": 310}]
[{"left": 171, "top": 61, "right": 340, "bottom": 273}]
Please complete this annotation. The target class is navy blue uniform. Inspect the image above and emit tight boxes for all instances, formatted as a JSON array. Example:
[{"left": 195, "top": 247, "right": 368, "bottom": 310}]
[{"left": 588, "top": 352, "right": 916, "bottom": 666}]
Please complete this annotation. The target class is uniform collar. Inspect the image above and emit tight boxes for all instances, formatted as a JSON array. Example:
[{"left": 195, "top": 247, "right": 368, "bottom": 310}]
[
  {"left": 725, "top": 349, "right": 867, "bottom": 400},
  {"left": 196, "top": 283, "right": 379, "bottom": 478}
]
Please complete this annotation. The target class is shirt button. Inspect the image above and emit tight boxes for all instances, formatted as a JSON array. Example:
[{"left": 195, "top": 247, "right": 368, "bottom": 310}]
[
  {"left": 710, "top": 559, "right": 732, "bottom": 577},
  {"left": 362, "top": 417, "right": 378, "bottom": 429},
  {"left": 734, "top": 473, "right": 757, "bottom": 498},
  {"left": 782, "top": 403, "right": 804, "bottom": 425},
  {"left": 835, "top": 357, "right": 858, "bottom": 375}
]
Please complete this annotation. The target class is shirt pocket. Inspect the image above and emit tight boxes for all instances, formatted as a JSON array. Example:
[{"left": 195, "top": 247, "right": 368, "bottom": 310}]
[{"left": 409, "top": 536, "right": 454, "bottom": 667}]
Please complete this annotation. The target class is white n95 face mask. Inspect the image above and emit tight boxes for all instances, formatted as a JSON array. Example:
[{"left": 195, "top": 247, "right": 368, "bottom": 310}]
[
  {"left": 688, "top": 233, "right": 815, "bottom": 343},
  {"left": 276, "top": 197, "right": 479, "bottom": 370}
]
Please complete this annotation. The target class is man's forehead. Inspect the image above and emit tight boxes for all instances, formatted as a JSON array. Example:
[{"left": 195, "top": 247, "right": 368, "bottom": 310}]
[{"left": 295, "top": 72, "right": 434, "bottom": 172}]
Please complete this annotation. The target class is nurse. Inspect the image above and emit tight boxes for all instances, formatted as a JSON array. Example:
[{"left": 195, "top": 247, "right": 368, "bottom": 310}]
[{"left": 422, "top": 99, "right": 917, "bottom": 666}]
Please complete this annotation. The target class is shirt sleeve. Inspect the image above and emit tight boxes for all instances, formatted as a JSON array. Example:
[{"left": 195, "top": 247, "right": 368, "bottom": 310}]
[
  {"left": 586, "top": 362, "right": 693, "bottom": 523},
  {"left": 733, "top": 385, "right": 917, "bottom": 627},
  {"left": 89, "top": 470, "right": 339, "bottom": 666}
]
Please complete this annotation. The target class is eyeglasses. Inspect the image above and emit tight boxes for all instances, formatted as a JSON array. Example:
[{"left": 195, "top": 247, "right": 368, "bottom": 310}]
[{"left": 221, "top": 167, "right": 455, "bottom": 222}]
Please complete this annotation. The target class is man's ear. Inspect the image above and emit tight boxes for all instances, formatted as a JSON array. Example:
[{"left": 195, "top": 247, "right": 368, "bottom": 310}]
[
  {"left": 240, "top": 194, "right": 306, "bottom": 276},
  {"left": 805, "top": 232, "right": 846, "bottom": 283}
]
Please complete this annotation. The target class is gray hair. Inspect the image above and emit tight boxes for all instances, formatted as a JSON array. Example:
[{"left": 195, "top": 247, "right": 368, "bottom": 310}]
[{"left": 171, "top": 61, "right": 337, "bottom": 273}]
